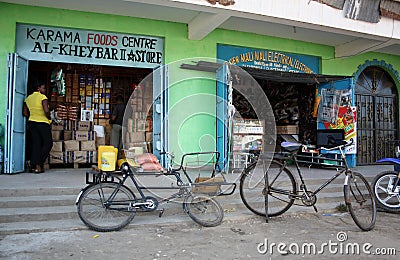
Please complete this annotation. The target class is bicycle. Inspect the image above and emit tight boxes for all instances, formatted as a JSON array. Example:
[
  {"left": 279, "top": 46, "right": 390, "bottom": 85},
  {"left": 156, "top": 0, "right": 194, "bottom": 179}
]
[
  {"left": 76, "top": 151, "right": 236, "bottom": 232},
  {"left": 373, "top": 157, "right": 400, "bottom": 213},
  {"left": 240, "top": 140, "right": 377, "bottom": 231}
]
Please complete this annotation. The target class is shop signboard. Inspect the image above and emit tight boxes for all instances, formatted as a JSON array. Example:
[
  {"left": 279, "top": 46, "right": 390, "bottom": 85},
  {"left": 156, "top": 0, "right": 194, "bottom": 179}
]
[
  {"left": 16, "top": 24, "right": 164, "bottom": 69},
  {"left": 217, "top": 44, "right": 319, "bottom": 74}
]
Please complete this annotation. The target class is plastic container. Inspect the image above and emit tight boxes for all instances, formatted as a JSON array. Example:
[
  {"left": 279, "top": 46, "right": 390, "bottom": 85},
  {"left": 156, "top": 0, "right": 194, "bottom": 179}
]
[{"left": 98, "top": 146, "right": 118, "bottom": 171}]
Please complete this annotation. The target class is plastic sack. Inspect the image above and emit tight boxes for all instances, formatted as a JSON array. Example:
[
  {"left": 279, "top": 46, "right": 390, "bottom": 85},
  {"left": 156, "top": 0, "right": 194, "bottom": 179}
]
[
  {"left": 140, "top": 161, "right": 163, "bottom": 171},
  {"left": 136, "top": 153, "right": 158, "bottom": 164}
]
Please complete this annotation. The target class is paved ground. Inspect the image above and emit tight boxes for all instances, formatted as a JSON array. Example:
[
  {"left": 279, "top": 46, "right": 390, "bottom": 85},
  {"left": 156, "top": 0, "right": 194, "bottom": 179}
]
[
  {"left": 0, "top": 211, "right": 399, "bottom": 259},
  {"left": 0, "top": 164, "right": 398, "bottom": 259}
]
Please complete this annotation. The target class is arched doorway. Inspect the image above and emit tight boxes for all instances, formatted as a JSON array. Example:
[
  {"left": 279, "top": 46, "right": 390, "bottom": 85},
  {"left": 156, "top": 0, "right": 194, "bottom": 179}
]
[{"left": 355, "top": 66, "right": 398, "bottom": 165}]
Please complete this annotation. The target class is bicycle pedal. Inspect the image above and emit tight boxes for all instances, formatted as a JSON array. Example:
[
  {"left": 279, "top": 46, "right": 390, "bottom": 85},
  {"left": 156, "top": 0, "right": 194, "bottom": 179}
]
[{"left": 158, "top": 208, "right": 165, "bottom": 217}]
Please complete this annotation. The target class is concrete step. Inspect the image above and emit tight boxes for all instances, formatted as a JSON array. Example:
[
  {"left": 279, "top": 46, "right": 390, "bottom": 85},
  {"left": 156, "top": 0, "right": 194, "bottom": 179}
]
[
  {"left": 0, "top": 194, "right": 77, "bottom": 208},
  {"left": 0, "top": 170, "right": 373, "bottom": 234},
  {"left": 0, "top": 187, "right": 81, "bottom": 197},
  {"left": 0, "top": 188, "right": 348, "bottom": 223}
]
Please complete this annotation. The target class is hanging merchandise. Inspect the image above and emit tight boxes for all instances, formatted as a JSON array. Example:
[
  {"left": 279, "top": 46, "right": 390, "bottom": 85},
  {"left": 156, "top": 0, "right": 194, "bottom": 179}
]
[
  {"left": 51, "top": 67, "right": 66, "bottom": 96},
  {"left": 318, "top": 88, "right": 342, "bottom": 124},
  {"left": 312, "top": 88, "right": 321, "bottom": 118}
]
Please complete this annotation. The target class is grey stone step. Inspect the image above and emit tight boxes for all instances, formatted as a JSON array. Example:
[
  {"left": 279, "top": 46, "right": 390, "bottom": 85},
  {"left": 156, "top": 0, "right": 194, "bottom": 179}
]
[
  {"left": 0, "top": 170, "right": 371, "bottom": 231},
  {"left": 0, "top": 183, "right": 345, "bottom": 209},
  {"left": 0, "top": 194, "right": 77, "bottom": 208},
  {"left": 0, "top": 187, "right": 81, "bottom": 197},
  {"left": 0, "top": 190, "right": 348, "bottom": 224},
  {"left": 0, "top": 205, "right": 79, "bottom": 223}
]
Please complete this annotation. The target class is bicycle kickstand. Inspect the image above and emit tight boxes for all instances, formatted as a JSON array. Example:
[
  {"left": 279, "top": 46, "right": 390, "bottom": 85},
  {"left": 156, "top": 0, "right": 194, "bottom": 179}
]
[{"left": 313, "top": 205, "right": 318, "bottom": 213}]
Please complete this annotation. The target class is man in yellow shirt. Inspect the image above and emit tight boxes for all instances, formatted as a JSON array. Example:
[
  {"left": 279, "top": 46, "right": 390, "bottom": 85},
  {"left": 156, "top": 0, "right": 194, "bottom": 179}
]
[{"left": 22, "top": 78, "right": 53, "bottom": 173}]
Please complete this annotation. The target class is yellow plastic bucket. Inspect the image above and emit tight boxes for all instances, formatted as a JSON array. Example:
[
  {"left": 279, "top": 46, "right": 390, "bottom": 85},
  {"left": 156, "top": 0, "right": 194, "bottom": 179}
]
[{"left": 98, "top": 146, "right": 118, "bottom": 171}]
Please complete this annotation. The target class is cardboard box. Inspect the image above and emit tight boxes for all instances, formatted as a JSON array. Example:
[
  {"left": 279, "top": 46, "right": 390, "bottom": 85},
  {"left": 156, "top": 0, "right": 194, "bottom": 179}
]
[
  {"left": 192, "top": 177, "right": 224, "bottom": 194},
  {"left": 96, "top": 137, "right": 106, "bottom": 147},
  {"left": 51, "top": 130, "right": 63, "bottom": 141},
  {"left": 68, "top": 151, "right": 97, "bottom": 163},
  {"left": 76, "top": 121, "right": 93, "bottom": 131},
  {"left": 127, "top": 132, "right": 145, "bottom": 143},
  {"left": 81, "top": 140, "right": 96, "bottom": 151},
  {"left": 64, "top": 140, "right": 80, "bottom": 151},
  {"left": 73, "top": 131, "right": 96, "bottom": 141},
  {"left": 67, "top": 151, "right": 85, "bottom": 163},
  {"left": 51, "top": 141, "right": 63, "bottom": 153},
  {"left": 52, "top": 120, "right": 73, "bottom": 131},
  {"left": 48, "top": 151, "right": 66, "bottom": 164},
  {"left": 276, "top": 125, "right": 298, "bottom": 134},
  {"left": 64, "top": 130, "right": 72, "bottom": 141},
  {"left": 51, "top": 122, "right": 64, "bottom": 131}
]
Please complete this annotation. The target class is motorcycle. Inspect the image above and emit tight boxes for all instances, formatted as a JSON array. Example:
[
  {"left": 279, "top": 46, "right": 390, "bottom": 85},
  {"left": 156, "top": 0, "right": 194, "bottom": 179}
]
[{"left": 373, "top": 146, "right": 400, "bottom": 213}]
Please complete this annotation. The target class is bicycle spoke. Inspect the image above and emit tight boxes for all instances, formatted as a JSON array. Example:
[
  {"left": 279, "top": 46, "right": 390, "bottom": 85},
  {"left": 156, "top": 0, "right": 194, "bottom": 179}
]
[
  {"left": 183, "top": 194, "right": 223, "bottom": 227},
  {"left": 240, "top": 161, "right": 296, "bottom": 217},
  {"left": 77, "top": 183, "right": 136, "bottom": 232}
]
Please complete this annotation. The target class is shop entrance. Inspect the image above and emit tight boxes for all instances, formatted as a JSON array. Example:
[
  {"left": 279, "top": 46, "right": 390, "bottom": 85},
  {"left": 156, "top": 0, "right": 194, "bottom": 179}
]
[
  {"left": 230, "top": 69, "right": 318, "bottom": 170},
  {"left": 232, "top": 80, "right": 315, "bottom": 144},
  {"left": 230, "top": 67, "right": 351, "bottom": 169},
  {"left": 6, "top": 57, "right": 156, "bottom": 173},
  {"left": 355, "top": 66, "right": 399, "bottom": 165},
  {"left": 29, "top": 61, "right": 153, "bottom": 168}
]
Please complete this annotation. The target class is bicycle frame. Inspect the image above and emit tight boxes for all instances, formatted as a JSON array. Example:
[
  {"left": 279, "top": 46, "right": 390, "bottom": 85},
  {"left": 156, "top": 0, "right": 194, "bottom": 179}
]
[
  {"left": 78, "top": 150, "right": 236, "bottom": 210},
  {"left": 90, "top": 166, "right": 191, "bottom": 212},
  {"left": 271, "top": 143, "right": 352, "bottom": 203}
]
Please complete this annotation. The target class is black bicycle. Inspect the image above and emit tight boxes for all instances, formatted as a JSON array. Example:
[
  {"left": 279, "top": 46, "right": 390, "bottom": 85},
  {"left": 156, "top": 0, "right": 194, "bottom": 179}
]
[
  {"left": 240, "top": 140, "right": 377, "bottom": 231},
  {"left": 76, "top": 151, "right": 235, "bottom": 232}
]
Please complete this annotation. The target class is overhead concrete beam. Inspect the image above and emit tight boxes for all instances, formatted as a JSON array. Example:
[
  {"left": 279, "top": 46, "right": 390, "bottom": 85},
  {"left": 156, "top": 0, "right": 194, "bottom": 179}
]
[
  {"left": 335, "top": 38, "right": 399, "bottom": 58},
  {"left": 188, "top": 11, "right": 231, "bottom": 40}
]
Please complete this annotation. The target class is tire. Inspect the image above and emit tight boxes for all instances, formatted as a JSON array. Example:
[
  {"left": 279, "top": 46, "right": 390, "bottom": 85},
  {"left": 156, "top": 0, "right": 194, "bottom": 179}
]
[
  {"left": 344, "top": 172, "right": 377, "bottom": 231},
  {"left": 239, "top": 161, "right": 296, "bottom": 217},
  {"left": 372, "top": 171, "right": 400, "bottom": 213},
  {"left": 183, "top": 194, "right": 224, "bottom": 227},
  {"left": 77, "top": 182, "right": 137, "bottom": 232}
]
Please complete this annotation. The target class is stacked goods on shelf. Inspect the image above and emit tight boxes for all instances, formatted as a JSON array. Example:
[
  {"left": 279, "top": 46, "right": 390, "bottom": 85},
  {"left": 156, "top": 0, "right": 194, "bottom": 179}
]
[
  {"left": 125, "top": 83, "right": 153, "bottom": 153},
  {"left": 232, "top": 119, "right": 263, "bottom": 151},
  {"left": 48, "top": 120, "right": 97, "bottom": 166},
  {"left": 56, "top": 103, "right": 79, "bottom": 121}
]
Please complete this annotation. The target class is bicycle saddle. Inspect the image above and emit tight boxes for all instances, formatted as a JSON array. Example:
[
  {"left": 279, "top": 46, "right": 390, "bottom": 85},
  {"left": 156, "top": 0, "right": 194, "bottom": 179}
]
[{"left": 281, "top": 141, "right": 302, "bottom": 152}]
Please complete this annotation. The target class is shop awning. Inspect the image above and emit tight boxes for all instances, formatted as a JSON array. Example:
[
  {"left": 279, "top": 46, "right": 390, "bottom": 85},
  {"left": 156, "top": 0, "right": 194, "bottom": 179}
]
[
  {"left": 180, "top": 61, "right": 351, "bottom": 85},
  {"left": 242, "top": 67, "right": 351, "bottom": 84}
]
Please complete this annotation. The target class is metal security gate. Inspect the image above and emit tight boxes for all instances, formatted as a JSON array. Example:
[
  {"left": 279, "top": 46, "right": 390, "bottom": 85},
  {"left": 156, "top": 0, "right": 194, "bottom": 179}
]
[{"left": 355, "top": 66, "right": 398, "bottom": 165}]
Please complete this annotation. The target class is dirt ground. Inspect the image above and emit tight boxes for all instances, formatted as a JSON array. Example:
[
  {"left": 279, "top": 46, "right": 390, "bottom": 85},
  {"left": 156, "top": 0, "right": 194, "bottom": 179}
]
[{"left": 0, "top": 211, "right": 399, "bottom": 260}]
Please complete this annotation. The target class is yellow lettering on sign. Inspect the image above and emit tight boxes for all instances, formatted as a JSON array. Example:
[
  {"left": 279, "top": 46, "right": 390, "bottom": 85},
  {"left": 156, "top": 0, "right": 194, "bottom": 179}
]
[{"left": 240, "top": 52, "right": 253, "bottom": 62}]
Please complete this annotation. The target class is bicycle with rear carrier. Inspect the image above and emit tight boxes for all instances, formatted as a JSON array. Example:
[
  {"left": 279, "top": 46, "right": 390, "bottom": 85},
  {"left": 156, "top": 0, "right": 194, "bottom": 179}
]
[
  {"left": 240, "top": 140, "right": 377, "bottom": 231},
  {"left": 76, "top": 150, "right": 236, "bottom": 232}
]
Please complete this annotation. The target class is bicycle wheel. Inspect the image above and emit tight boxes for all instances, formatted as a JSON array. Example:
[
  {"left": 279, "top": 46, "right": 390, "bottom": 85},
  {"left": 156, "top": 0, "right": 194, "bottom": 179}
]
[
  {"left": 372, "top": 171, "right": 400, "bottom": 213},
  {"left": 344, "top": 172, "right": 376, "bottom": 231},
  {"left": 77, "top": 182, "right": 137, "bottom": 232},
  {"left": 183, "top": 193, "right": 224, "bottom": 227},
  {"left": 240, "top": 160, "right": 296, "bottom": 217}
]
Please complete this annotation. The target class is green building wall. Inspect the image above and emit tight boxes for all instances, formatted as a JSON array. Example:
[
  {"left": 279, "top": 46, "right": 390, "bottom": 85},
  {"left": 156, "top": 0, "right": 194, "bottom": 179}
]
[{"left": 1, "top": 3, "right": 400, "bottom": 152}]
